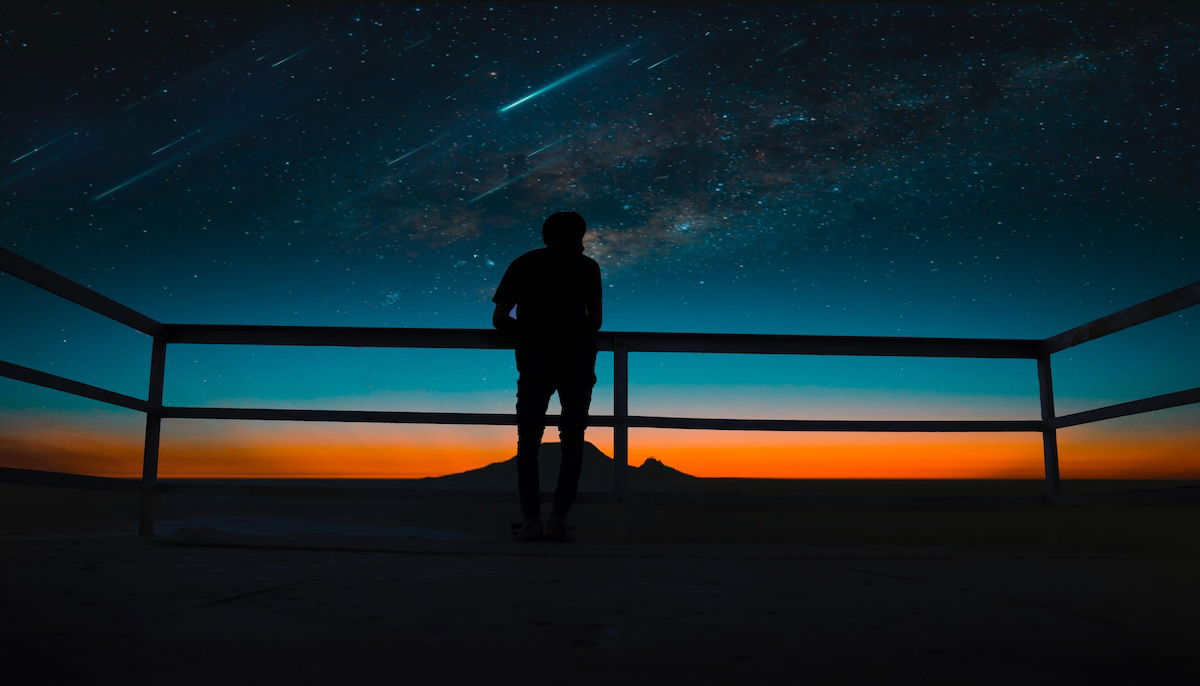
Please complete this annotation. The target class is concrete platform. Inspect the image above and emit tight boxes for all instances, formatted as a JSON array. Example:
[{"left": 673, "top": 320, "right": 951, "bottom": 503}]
[{"left": 4, "top": 484, "right": 1200, "bottom": 683}]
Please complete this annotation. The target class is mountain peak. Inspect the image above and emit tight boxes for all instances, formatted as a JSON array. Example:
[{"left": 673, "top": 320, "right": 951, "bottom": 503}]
[
  {"left": 426, "top": 442, "right": 694, "bottom": 488},
  {"left": 638, "top": 456, "right": 695, "bottom": 479}
]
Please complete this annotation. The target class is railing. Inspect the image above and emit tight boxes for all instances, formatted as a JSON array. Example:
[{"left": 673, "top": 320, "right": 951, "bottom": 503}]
[{"left": 2, "top": 245, "right": 1199, "bottom": 536}]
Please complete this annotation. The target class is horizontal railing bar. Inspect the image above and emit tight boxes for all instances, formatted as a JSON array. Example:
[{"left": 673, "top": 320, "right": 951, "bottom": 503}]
[
  {"left": 0, "top": 359, "right": 150, "bottom": 412},
  {"left": 606, "top": 332, "right": 1041, "bottom": 358},
  {"left": 164, "top": 407, "right": 549, "bottom": 425},
  {"left": 630, "top": 416, "right": 1043, "bottom": 432},
  {"left": 163, "top": 325, "right": 506, "bottom": 349},
  {"left": 0, "top": 466, "right": 142, "bottom": 491},
  {"left": 1042, "top": 280, "right": 1200, "bottom": 354},
  {"left": 162, "top": 324, "right": 1041, "bottom": 358},
  {"left": 162, "top": 405, "right": 1040, "bottom": 432},
  {"left": 1053, "top": 387, "right": 1200, "bottom": 429},
  {"left": 0, "top": 246, "right": 162, "bottom": 337}
]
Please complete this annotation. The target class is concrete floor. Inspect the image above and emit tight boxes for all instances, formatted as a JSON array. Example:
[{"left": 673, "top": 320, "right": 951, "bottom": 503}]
[
  {"left": 5, "top": 530, "right": 1200, "bottom": 684},
  {"left": 4, "top": 482, "right": 1200, "bottom": 683}
]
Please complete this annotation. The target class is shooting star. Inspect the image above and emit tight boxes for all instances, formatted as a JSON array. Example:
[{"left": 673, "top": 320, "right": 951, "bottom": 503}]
[
  {"left": 526, "top": 136, "right": 568, "bottom": 158},
  {"left": 92, "top": 154, "right": 185, "bottom": 201},
  {"left": 778, "top": 38, "right": 806, "bottom": 54},
  {"left": 386, "top": 135, "right": 447, "bottom": 165},
  {"left": 354, "top": 219, "right": 393, "bottom": 241},
  {"left": 469, "top": 161, "right": 552, "bottom": 203},
  {"left": 468, "top": 174, "right": 525, "bottom": 203},
  {"left": 402, "top": 36, "right": 431, "bottom": 52},
  {"left": 271, "top": 44, "right": 315, "bottom": 68},
  {"left": 119, "top": 87, "right": 173, "bottom": 112},
  {"left": 442, "top": 85, "right": 471, "bottom": 101},
  {"left": 150, "top": 128, "right": 203, "bottom": 156},
  {"left": 11, "top": 132, "right": 75, "bottom": 164},
  {"left": 498, "top": 46, "right": 627, "bottom": 113},
  {"left": 646, "top": 51, "right": 683, "bottom": 71}
]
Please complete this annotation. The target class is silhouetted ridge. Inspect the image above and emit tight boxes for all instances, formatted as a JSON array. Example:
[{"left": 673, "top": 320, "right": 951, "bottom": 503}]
[
  {"left": 638, "top": 457, "right": 694, "bottom": 479},
  {"left": 426, "top": 442, "right": 693, "bottom": 490}
]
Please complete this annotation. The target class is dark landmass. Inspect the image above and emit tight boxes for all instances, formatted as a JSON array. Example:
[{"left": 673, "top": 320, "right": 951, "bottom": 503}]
[
  {"left": 147, "top": 442, "right": 1200, "bottom": 502},
  {"left": 425, "top": 441, "right": 693, "bottom": 491}
]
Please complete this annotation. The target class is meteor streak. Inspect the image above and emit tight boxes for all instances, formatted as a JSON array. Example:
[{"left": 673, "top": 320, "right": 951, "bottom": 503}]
[
  {"left": 151, "top": 129, "right": 201, "bottom": 155},
  {"left": 11, "top": 132, "right": 74, "bottom": 164},
  {"left": 468, "top": 162, "right": 550, "bottom": 203},
  {"left": 468, "top": 175, "right": 524, "bottom": 203},
  {"left": 498, "top": 46, "right": 627, "bottom": 113},
  {"left": 646, "top": 51, "right": 683, "bottom": 70},
  {"left": 92, "top": 155, "right": 184, "bottom": 201},
  {"left": 271, "top": 45, "right": 314, "bottom": 68},
  {"left": 401, "top": 36, "right": 431, "bottom": 52},
  {"left": 386, "top": 135, "right": 447, "bottom": 165},
  {"left": 526, "top": 136, "right": 568, "bottom": 158},
  {"left": 119, "top": 88, "right": 169, "bottom": 112},
  {"left": 778, "top": 39, "right": 806, "bottom": 54}
]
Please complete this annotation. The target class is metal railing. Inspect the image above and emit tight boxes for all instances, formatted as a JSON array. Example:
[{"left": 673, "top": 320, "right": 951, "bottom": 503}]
[{"left": 2, "top": 245, "right": 1198, "bottom": 536}]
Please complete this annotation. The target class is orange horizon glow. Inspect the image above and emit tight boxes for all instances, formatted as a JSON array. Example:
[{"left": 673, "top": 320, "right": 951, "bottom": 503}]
[{"left": 0, "top": 417, "right": 1196, "bottom": 480}]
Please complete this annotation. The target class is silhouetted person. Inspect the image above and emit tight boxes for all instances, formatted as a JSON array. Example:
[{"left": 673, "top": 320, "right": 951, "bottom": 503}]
[{"left": 492, "top": 211, "right": 602, "bottom": 542}]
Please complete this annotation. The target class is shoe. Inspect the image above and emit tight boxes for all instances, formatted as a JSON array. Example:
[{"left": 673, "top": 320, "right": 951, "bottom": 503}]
[
  {"left": 514, "top": 519, "right": 543, "bottom": 541},
  {"left": 544, "top": 518, "right": 573, "bottom": 542}
]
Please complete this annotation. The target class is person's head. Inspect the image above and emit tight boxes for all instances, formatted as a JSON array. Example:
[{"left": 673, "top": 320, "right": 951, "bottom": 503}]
[{"left": 542, "top": 211, "right": 587, "bottom": 249}]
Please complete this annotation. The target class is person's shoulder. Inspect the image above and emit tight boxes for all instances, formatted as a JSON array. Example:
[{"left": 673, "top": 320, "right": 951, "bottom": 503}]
[{"left": 507, "top": 248, "right": 544, "bottom": 267}]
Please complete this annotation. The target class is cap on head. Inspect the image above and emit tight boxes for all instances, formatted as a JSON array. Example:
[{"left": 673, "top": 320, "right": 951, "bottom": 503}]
[{"left": 542, "top": 211, "right": 587, "bottom": 247}]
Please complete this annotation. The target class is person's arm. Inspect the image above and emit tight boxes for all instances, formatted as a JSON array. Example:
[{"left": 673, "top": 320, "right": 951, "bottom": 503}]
[
  {"left": 492, "top": 257, "right": 520, "bottom": 332},
  {"left": 585, "top": 297, "right": 602, "bottom": 332},
  {"left": 493, "top": 300, "right": 518, "bottom": 332},
  {"left": 585, "top": 260, "right": 602, "bottom": 332}
]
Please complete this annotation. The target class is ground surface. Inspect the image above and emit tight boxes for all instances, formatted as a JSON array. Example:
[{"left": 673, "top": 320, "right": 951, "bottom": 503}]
[{"left": 3, "top": 484, "right": 1200, "bottom": 683}]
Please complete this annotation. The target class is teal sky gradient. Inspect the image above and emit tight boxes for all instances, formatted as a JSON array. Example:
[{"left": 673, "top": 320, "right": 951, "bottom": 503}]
[{"left": 1, "top": 3, "right": 1196, "bottom": 477}]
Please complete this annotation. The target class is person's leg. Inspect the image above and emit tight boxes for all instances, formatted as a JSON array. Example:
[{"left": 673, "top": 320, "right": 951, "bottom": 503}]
[
  {"left": 550, "top": 348, "right": 597, "bottom": 523},
  {"left": 515, "top": 348, "right": 554, "bottom": 521}
]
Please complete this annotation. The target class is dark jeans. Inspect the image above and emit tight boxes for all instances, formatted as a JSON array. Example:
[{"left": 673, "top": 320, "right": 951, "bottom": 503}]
[{"left": 514, "top": 344, "right": 597, "bottom": 520}]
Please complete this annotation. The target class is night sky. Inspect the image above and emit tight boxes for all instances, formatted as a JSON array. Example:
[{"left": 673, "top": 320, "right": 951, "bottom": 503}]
[{"left": 1, "top": 2, "right": 1197, "bottom": 479}]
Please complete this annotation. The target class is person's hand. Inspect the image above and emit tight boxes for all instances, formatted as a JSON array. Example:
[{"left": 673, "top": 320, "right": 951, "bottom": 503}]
[{"left": 492, "top": 302, "right": 518, "bottom": 331}]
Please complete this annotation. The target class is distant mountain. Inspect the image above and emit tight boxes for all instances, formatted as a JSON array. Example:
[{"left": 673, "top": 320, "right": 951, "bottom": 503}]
[
  {"left": 637, "top": 456, "right": 694, "bottom": 480},
  {"left": 423, "top": 442, "right": 694, "bottom": 491}
]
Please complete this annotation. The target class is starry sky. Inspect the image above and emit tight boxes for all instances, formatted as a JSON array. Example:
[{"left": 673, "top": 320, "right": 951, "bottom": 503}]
[{"left": 1, "top": 1, "right": 1197, "bottom": 480}]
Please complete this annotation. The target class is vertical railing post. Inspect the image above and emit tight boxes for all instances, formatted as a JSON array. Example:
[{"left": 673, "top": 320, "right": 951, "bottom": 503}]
[
  {"left": 613, "top": 338, "right": 629, "bottom": 499},
  {"left": 1037, "top": 352, "right": 1061, "bottom": 500},
  {"left": 138, "top": 337, "right": 167, "bottom": 537}
]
